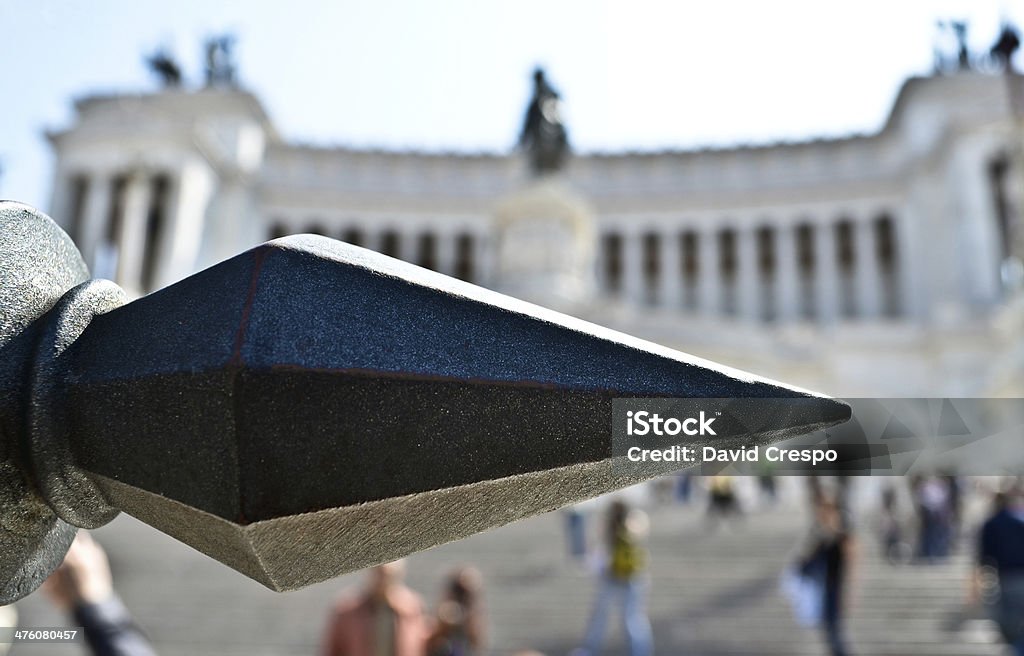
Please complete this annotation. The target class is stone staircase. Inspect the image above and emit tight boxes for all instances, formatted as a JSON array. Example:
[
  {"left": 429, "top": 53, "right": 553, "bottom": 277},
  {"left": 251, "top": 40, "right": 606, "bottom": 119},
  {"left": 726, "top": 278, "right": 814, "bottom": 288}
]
[{"left": 9, "top": 479, "right": 1010, "bottom": 656}]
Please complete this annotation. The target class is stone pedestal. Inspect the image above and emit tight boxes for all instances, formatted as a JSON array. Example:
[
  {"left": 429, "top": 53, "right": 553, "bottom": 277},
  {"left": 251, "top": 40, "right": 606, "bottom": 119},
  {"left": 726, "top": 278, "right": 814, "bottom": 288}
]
[{"left": 492, "top": 177, "right": 596, "bottom": 308}]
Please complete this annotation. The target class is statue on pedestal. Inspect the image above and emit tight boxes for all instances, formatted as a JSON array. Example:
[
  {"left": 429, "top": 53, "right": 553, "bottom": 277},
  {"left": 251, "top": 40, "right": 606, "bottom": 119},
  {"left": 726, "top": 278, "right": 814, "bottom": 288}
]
[
  {"left": 497, "top": 68, "right": 591, "bottom": 305},
  {"left": 519, "top": 68, "right": 569, "bottom": 175}
]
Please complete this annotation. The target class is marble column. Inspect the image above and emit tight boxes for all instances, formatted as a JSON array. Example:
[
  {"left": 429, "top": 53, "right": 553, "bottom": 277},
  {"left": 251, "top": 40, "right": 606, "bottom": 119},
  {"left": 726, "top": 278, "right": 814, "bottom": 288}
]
[
  {"left": 473, "top": 231, "right": 491, "bottom": 286},
  {"left": 159, "top": 164, "right": 216, "bottom": 290},
  {"left": 854, "top": 218, "right": 882, "bottom": 319},
  {"left": 622, "top": 231, "right": 644, "bottom": 304},
  {"left": 775, "top": 224, "right": 800, "bottom": 322},
  {"left": 892, "top": 212, "right": 914, "bottom": 318},
  {"left": 362, "top": 229, "right": 382, "bottom": 254},
  {"left": 698, "top": 228, "right": 721, "bottom": 317},
  {"left": 436, "top": 229, "right": 456, "bottom": 277},
  {"left": 736, "top": 227, "right": 759, "bottom": 321},
  {"left": 79, "top": 172, "right": 112, "bottom": 276},
  {"left": 47, "top": 170, "right": 73, "bottom": 237},
  {"left": 117, "top": 171, "right": 152, "bottom": 295},
  {"left": 658, "top": 231, "right": 682, "bottom": 308},
  {"left": 957, "top": 145, "right": 1004, "bottom": 305},
  {"left": 151, "top": 173, "right": 186, "bottom": 291},
  {"left": 814, "top": 221, "right": 840, "bottom": 324}
]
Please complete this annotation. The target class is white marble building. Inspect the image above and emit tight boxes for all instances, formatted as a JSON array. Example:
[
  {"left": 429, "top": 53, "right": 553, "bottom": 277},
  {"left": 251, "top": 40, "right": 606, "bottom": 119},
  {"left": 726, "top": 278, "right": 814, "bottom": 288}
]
[{"left": 45, "top": 72, "right": 1024, "bottom": 397}]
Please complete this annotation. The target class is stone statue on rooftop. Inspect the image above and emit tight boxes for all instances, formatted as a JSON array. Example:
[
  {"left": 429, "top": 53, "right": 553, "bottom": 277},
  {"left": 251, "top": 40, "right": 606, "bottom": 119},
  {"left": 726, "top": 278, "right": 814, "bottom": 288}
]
[
  {"left": 934, "top": 20, "right": 974, "bottom": 73},
  {"left": 991, "top": 23, "right": 1021, "bottom": 72},
  {"left": 204, "top": 35, "right": 238, "bottom": 88},
  {"left": 145, "top": 49, "right": 182, "bottom": 88},
  {"left": 519, "top": 68, "right": 569, "bottom": 175},
  {"left": 952, "top": 21, "right": 970, "bottom": 70}
]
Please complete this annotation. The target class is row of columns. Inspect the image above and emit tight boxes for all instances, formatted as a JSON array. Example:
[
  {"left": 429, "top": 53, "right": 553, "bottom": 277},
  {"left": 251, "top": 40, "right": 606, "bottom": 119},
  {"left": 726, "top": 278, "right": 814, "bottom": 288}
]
[
  {"left": 55, "top": 170, "right": 177, "bottom": 295},
  {"left": 275, "top": 219, "right": 898, "bottom": 322},
  {"left": 277, "top": 224, "right": 489, "bottom": 284},
  {"left": 608, "top": 218, "right": 900, "bottom": 322}
]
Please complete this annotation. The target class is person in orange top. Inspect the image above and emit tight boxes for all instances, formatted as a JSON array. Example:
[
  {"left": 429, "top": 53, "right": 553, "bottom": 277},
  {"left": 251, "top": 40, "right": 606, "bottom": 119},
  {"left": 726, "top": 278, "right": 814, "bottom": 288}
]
[{"left": 322, "top": 560, "right": 429, "bottom": 656}]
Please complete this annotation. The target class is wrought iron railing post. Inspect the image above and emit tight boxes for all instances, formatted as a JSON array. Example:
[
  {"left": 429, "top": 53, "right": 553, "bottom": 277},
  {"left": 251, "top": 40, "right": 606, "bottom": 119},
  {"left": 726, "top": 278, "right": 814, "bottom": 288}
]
[{"left": 0, "top": 201, "right": 850, "bottom": 603}]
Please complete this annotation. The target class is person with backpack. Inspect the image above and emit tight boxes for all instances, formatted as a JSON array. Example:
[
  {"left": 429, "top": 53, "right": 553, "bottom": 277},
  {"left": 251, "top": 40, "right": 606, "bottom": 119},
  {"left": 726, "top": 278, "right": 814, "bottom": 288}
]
[{"left": 574, "top": 499, "right": 653, "bottom": 656}]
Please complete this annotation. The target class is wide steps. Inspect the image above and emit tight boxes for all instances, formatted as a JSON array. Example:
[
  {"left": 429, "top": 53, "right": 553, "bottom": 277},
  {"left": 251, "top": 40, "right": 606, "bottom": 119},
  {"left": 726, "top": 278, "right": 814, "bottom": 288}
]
[{"left": 9, "top": 485, "right": 1008, "bottom": 655}]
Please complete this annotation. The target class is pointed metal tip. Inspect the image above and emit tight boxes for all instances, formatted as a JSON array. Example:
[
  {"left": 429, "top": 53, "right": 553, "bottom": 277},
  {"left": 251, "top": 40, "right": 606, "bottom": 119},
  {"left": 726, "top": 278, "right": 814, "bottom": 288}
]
[{"left": 51, "top": 235, "right": 851, "bottom": 591}]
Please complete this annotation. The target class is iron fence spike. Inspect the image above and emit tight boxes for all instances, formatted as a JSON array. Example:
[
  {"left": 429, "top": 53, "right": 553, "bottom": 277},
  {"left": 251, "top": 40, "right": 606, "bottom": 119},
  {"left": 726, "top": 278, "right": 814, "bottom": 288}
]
[{"left": 0, "top": 203, "right": 850, "bottom": 601}]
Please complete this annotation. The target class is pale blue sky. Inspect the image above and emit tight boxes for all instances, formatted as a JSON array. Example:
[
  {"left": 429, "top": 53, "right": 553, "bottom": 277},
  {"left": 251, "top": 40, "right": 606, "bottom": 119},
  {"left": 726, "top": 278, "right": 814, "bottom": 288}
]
[{"left": 1, "top": 0, "right": 1020, "bottom": 209}]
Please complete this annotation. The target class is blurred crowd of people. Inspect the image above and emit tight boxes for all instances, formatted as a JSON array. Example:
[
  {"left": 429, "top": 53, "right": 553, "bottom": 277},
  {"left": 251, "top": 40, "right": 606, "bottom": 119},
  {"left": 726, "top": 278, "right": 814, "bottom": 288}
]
[
  {"left": 1, "top": 474, "right": 1021, "bottom": 656},
  {"left": 321, "top": 560, "right": 485, "bottom": 656}
]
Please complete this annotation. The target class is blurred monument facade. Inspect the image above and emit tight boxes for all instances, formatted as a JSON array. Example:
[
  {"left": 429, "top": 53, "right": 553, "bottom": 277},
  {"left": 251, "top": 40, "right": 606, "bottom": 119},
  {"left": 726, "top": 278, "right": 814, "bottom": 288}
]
[{"left": 44, "top": 40, "right": 1024, "bottom": 398}]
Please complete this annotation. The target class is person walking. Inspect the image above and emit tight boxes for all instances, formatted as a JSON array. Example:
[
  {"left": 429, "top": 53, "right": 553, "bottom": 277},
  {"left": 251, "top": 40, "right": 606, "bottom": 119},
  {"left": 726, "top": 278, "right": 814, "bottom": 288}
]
[
  {"left": 425, "top": 566, "right": 486, "bottom": 656},
  {"left": 705, "top": 475, "right": 742, "bottom": 531},
  {"left": 563, "top": 504, "right": 588, "bottom": 563},
  {"left": 973, "top": 484, "right": 1024, "bottom": 656},
  {"left": 574, "top": 499, "right": 653, "bottom": 656},
  {"left": 322, "top": 560, "right": 429, "bottom": 656},
  {"left": 913, "top": 475, "right": 953, "bottom": 562},
  {"left": 878, "top": 485, "right": 908, "bottom": 564},
  {"left": 800, "top": 495, "right": 857, "bottom": 656}
]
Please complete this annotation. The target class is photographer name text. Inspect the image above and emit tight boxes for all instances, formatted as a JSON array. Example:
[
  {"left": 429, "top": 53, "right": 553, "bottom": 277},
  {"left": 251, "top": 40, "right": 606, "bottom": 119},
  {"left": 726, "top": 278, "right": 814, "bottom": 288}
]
[{"left": 624, "top": 410, "right": 838, "bottom": 466}]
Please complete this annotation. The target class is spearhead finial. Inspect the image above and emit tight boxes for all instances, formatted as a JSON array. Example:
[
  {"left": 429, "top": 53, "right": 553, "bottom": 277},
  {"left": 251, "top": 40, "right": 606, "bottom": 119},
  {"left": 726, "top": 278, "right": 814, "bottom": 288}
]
[{"left": 0, "top": 202, "right": 849, "bottom": 602}]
